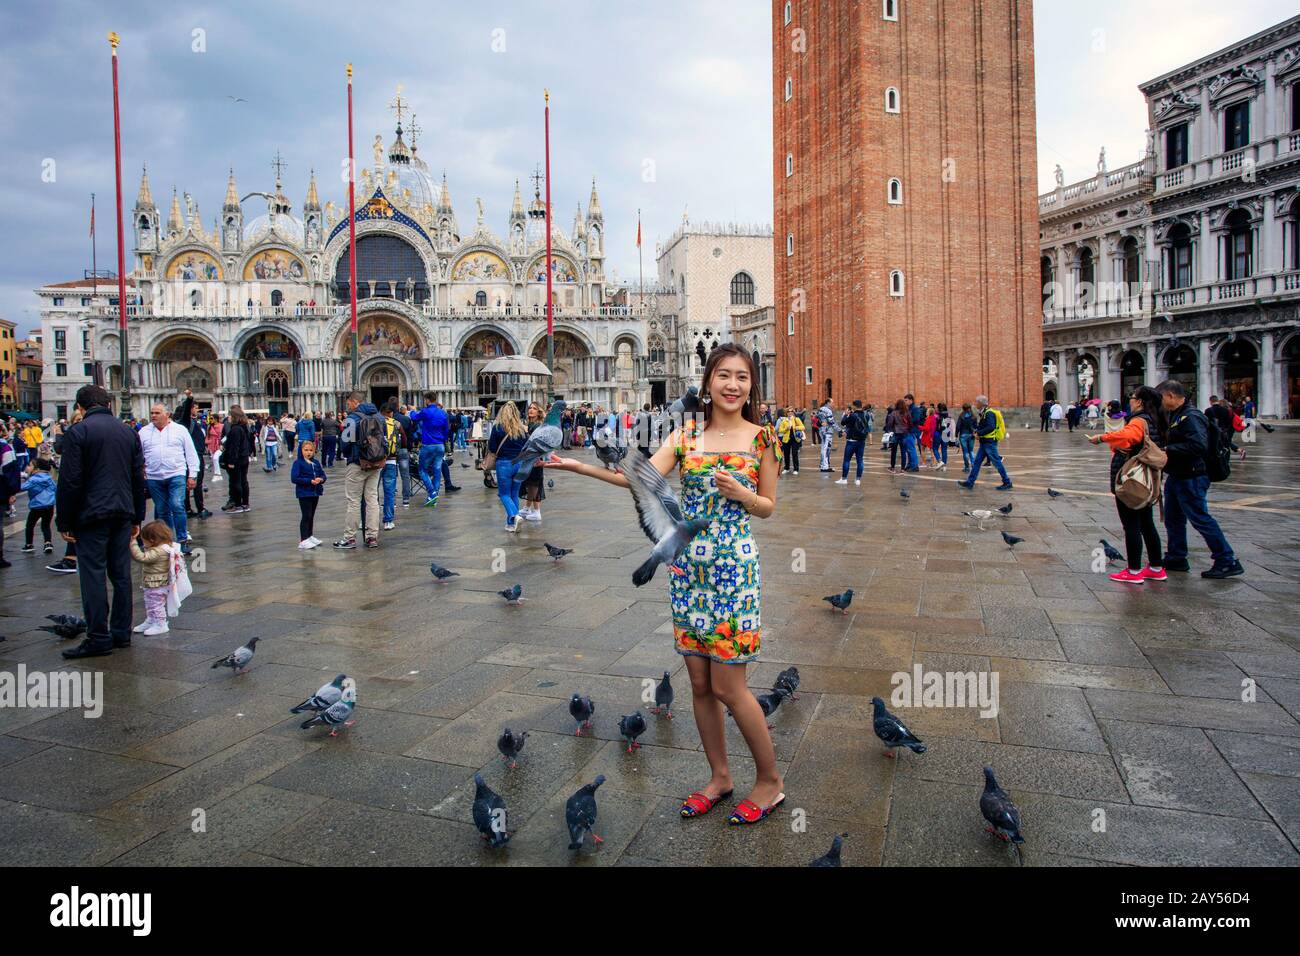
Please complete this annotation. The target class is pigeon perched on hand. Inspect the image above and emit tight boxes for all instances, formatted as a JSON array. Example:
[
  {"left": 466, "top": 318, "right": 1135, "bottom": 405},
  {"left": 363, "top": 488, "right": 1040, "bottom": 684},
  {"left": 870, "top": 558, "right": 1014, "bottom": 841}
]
[
  {"left": 620, "top": 450, "right": 709, "bottom": 587},
  {"left": 429, "top": 562, "right": 459, "bottom": 581},
  {"left": 544, "top": 543, "right": 573, "bottom": 561},
  {"left": 1099, "top": 539, "right": 1123, "bottom": 563},
  {"left": 808, "top": 832, "right": 848, "bottom": 867},
  {"left": 569, "top": 693, "right": 595, "bottom": 736},
  {"left": 1047, "top": 488, "right": 1064, "bottom": 498},
  {"left": 619, "top": 711, "right": 647, "bottom": 752},
  {"left": 212, "top": 636, "right": 259, "bottom": 673},
  {"left": 773, "top": 666, "right": 801, "bottom": 700},
  {"left": 871, "top": 696, "right": 926, "bottom": 756},
  {"left": 997, "top": 502, "right": 1013, "bottom": 515},
  {"left": 299, "top": 680, "right": 356, "bottom": 736},
  {"left": 650, "top": 670, "right": 674, "bottom": 718},
  {"left": 498, "top": 584, "right": 524, "bottom": 604},
  {"left": 496, "top": 728, "right": 529, "bottom": 768},
  {"left": 472, "top": 773, "right": 510, "bottom": 847},
  {"left": 565, "top": 775, "right": 606, "bottom": 851},
  {"left": 980, "top": 766, "right": 1025, "bottom": 853},
  {"left": 290, "top": 674, "right": 347, "bottom": 714},
  {"left": 510, "top": 400, "right": 566, "bottom": 477},
  {"left": 824, "top": 589, "right": 854, "bottom": 614},
  {"left": 1001, "top": 531, "right": 1024, "bottom": 548}
]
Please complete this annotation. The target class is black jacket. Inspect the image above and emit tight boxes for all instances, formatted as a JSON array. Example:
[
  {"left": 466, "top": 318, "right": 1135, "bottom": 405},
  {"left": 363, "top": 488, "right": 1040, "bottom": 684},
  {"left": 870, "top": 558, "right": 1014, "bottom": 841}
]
[
  {"left": 55, "top": 406, "right": 147, "bottom": 531},
  {"left": 1163, "top": 401, "right": 1208, "bottom": 479},
  {"left": 222, "top": 421, "right": 253, "bottom": 465},
  {"left": 1205, "top": 403, "right": 1233, "bottom": 436}
]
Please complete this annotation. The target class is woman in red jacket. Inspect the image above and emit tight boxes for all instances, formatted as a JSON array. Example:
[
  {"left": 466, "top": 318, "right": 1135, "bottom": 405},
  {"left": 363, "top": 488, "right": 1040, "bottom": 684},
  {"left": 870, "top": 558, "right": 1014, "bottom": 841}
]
[{"left": 1088, "top": 385, "right": 1166, "bottom": 584}]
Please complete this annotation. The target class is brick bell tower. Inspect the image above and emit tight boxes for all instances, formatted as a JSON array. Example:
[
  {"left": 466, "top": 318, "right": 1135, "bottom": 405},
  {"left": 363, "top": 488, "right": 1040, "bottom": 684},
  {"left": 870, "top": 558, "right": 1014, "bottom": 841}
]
[{"left": 772, "top": 0, "right": 1041, "bottom": 413}]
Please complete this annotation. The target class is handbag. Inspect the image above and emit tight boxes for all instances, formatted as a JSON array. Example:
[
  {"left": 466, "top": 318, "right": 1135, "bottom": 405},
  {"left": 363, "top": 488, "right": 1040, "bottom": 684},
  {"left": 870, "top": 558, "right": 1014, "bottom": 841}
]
[{"left": 481, "top": 451, "right": 497, "bottom": 471}]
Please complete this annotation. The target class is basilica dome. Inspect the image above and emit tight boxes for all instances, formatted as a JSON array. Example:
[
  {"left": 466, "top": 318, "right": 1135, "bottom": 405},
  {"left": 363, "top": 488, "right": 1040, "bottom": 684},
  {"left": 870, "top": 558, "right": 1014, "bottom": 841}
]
[{"left": 244, "top": 210, "right": 305, "bottom": 245}]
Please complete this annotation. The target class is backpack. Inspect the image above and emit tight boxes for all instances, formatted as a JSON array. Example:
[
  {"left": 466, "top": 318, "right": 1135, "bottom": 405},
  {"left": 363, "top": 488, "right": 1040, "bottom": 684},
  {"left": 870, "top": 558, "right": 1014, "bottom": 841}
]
[
  {"left": 383, "top": 417, "right": 400, "bottom": 456},
  {"left": 354, "top": 413, "right": 388, "bottom": 470},
  {"left": 1204, "top": 417, "right": 1231, "bottom": 483},
  {"left": 845, "top": 411, "right": 868, "bottom": 442},
  {"left": 984, "top": 409, "right": 1007, "bottom": 442},
  {"left": 1115, "top": 422, "right": 1167, "bottom": 509}
]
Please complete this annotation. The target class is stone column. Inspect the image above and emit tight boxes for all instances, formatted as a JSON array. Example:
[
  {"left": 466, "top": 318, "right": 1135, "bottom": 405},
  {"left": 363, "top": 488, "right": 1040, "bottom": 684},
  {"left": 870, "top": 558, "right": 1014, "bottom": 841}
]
[
  {"left": 1145, "top": 341, "right": 1160, "bottom": 387},
  {"left": 1197, "top": 337, "right": 1214, "bottom": 406},
  {"left": 1260, "top": 330, "right": 1277, "bottom": 417},
  {"left": 1100, "top": 348, "right": 1121, "bottom": 404},
  {"left": 1056, "top": 350, "right": 1074, "bottom": 403},
  {"left": 1262, "top": 195, "right": 1278, "bottom": 274},
  {"left": 1199, "top": 210, "right": 1216, "bottom": 285}
]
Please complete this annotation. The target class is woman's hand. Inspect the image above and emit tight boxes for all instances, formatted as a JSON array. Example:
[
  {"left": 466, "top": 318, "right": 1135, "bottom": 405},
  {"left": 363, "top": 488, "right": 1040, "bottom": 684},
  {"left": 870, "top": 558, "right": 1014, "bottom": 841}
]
[
  {"left": 1087, "top": 434, "right": 1102, "bottom": 445},
  {"left": 542, "top": 453, "right": 582, "bottom": 472},
  {"left": 713, "top": 469, "right": 750, "bottom": 502}
]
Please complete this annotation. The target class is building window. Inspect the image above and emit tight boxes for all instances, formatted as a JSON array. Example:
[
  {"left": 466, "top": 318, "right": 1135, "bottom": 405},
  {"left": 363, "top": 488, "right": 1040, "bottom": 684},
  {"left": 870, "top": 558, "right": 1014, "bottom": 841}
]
[
  {"left": 783, "top": 1, "right": 791, "bottom": 25},
  {"left": 1168, "top": 224, "right": 1193, "bottom": 289},
  {"left": 53, "top": 297, "right": 64, "bottom": 306},
  {"left": 1224, "top": 208, "right": 1253, "bottom": 280},
  {"left": 885, "top": 87, "right": 900, "bottom": 113},
  {"left": 265, "top": 369, "right": 289, "bottom": 399},
  {"left": 55, "top": 362, "right": 67, "bottom": 377},
  {"left": 56, "top": 404, "right": 66, "bottom": 420},
  {"left": 804, "top": 366, "right": 813, "bottom": 385},
  {"left": 787, "top": 312, "right": 795, "bottom": 336},
  {"left": 82, "top": 330, "right": 90, "bottom": 350},
  {"left": 730, "top": 272, "right": 755, "bottom": 305},
  {"left": 54, "top": 329, "right": 66, "bottom": 351},
  {"left": 887, "top": 178, "right": 903, "bottom": 204},
  {"left": 784, "top": 77, "right": 792, "bottom": 101},
  {"left": 1224, "top": 101, "right": 1250, "bottom": 151},
  {"left": 81, "top": 297, "right": 90, "bottom": 307},
  {"left": 1077, "top": 248, "right": 1095, "bottom": 304},
  {"left": 1041, "top": 256, "right": 1054, "bottom": 309},
  {"left": 1165, "top": 123, "right": 1188, "bottom": 169},
  {"left": 889, "top": 270, "right": 904, "bottom": 296},
  {"left": 1123, "top": 236, "right": 1141, "bottom": 292},
  {"left": 189, "top": 289, "right": 202, "bottom": 308},
  {"left": 785, "top": 153, "right": 794, "bottom": 177},
  {"left": 883, "top": 0, "right": 898, "bottom": 21},
  {"left": 1292, "top": 82, "right": 1300, "bottom": 132},
  {"left": 475, "top": 290, "right": 488, "bottom": 307},
  {"left": 84, "top": 363, "right": 93, "bottom": 377},
  {"left": 1288, "top": 217, "right": 1300, "bottom": 271}
]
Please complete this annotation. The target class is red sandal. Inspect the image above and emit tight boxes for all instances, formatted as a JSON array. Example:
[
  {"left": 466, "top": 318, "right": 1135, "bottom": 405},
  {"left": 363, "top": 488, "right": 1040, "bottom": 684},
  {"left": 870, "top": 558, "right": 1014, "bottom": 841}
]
[
  {"left": 680, "top": 789, "right": 734, "bottom": 818},
  {"left": 727, "top": 793, "right": 786, "bottom": 825}
]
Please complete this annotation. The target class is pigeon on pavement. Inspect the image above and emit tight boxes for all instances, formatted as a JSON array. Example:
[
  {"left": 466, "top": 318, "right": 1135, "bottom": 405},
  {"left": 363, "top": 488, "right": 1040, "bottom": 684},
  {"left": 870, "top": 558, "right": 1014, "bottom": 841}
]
[
  {"left": 569, "top": 693, "right": 595, "bottom": 736},
  {"left": 620, "top": 450, "right": 710, "bottom": 587},
  {"left": 496, "top": 728, "right": 529, "bottom": 768},
  {"left": 900, "top": 488, "right": 910, "bottom": 499},
  {"left": 651, "top": 671, "right": 674, "bottom": 718},
  {"left": 824, "top": 589, "right": 854, "bottom": 614},
  {"left": 39, "top": 621, "right": 86, "bottom": 639},
  {"left": 498, "top": 584, "right": 524, "bottom": 604},
  {"left": 565, "top": 775, "right": 606, "bottom": 851},
  {"left": 618, "top": 711, "right": 647, "bottom": 752},
  {"left": 1047, "top": 488, "right": 1064, "bottom": 498},
  {"left": 544, "top": 543, "right": 573, "bottom": 561},
  {"left": 547, "top": 479, "right": 555, "bottom": 489},
  {"left": 1099, "top": 539, "right": 1124, "bottom": 563},
  {"left": 997, "top": 502, "right": 1013, "bottom": 515},
  {"left": 46, "top": 613, "right": 87, "bottom": 631},
  {"left": 808, "top": 833, "right": 848, "bottom": 867},
  {"left": 1001, "top": 531, "right": 1024, "bottom": 548},
  {"left": 980, "top": 766, "right": 1025, "bottom": 853},
  {"left": 429, "top": 562, "right": 460, "bottom": 580},
  {"left": 212, "top": 636, "right": 259, "bottom": 673},
  {"left": 299, "top": 680, "right": 357, "bottom": 736},
  {"left": 472, "top": 773, "right": 510, "bottom": 848},
  {"left": 754, "top": 688, "right": 789, "bottom": 729},
  {"left": 290, "top": 674, "right": 347, "bottom": 714},
  {"left": 773, "top": 666, "right": 801, "bottom": 700},
  {"left": 871, "top": 696, "right": 927, "bottom": 756}
]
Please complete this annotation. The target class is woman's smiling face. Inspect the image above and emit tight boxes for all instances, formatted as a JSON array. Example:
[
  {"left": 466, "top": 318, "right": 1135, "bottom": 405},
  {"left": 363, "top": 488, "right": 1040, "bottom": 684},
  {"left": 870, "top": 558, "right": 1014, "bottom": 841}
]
[{"left": 708, "top": 354, "right": 752, "bottom": 414}]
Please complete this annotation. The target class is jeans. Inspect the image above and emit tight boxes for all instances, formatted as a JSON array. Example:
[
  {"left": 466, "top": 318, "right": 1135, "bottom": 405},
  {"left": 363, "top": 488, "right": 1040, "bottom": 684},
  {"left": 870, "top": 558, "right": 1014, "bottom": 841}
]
[
  {"left": 820, "top": 431, "right": 833, "bottom": 469},
  {"left": 321, "top": 435, "right": 338, "bottom": 467},
  {"left": 1164, "top": 474, "right": 1234, "bottom": 564},
  {"left": 396, "top": 448, "right": 412, "bottom": 503},
  {"left": 901, "top": 432, "right": 919, "bottom": 471},
  {"left": 841, "top": 439, "right": 865, "bottom": 479},
  {"left": 958, "top": 433, "right": 975, "bottom": 469},
  {"left": 966, "top": 440, "right": 1010, "bottom": 485},
  {"left": 495, "top": 459, "right": 522, "bottom": 522},
  {"left": 147, "top": 474, "right": 189, "bottom": 542},
  {"left": 419, "top": 444, "right": 445, "bottom": 500},
  {"left": 75, "top": 517, "right": 135, "bottom": 649},
  {"left": 265, "top": 443, "right": 279, "bottom": 470},
  {"left": 381, "top": 461, "right": 397, "bottom": 523},
  {"left": 933, "top": 436, "right": 948, "bottom": 466}
]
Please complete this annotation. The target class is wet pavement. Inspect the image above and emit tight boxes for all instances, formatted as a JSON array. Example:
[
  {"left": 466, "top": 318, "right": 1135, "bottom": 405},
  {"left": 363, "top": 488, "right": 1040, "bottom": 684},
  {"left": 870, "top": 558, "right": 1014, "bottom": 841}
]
[{"left": 2, "top": 427, "right": 1298, "bottom": 867}]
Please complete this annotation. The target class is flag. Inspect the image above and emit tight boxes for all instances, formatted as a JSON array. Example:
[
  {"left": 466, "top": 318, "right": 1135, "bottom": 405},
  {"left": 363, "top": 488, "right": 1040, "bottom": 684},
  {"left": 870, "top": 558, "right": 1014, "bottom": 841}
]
[
  {"left": 89, "top": 198, "right": 95, "bottom": 238},
  {"left": 636, "top": 212, "right": 641, "bottom": 248}
]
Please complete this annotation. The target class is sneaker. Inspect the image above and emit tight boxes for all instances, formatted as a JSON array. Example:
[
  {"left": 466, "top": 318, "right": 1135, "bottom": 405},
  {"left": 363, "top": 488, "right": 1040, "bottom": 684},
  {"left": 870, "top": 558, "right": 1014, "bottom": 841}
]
[
  {"left": 792, "top": 470, "right": 798, "bottom": 476},
  {"left": 855, "top": 479, "right": 861, "bottom": 486},
  {"left": 140, "top": 622, "right": 169, "bottom": 636},
  {"left": 20, "top": 545, "right": 34, "bottom": 554},
  {"left": 199, "top": 509, "right": 212, "bottom": 519},
  {"left": 309, "top": 536, "right": 322, "bottom": 546},
  {"left": 382, "top": 521, "right": 396, "bottom": 530},
  {"left": 180, "top": 543, "right": 193, "bottom": 556},
  {"left": 0, "top": 558, "right": 10, "bottom": 569},
  {"left": 1163, "top": 557, "right": 1190, "bottom": 572},
  {"left": 403, "top": 501, "right": 410, "bottom": 508},
  {"left": 834, "top": 478, "right": 848, "bottom": 485},
  {"left": 365, "top": 537, "right": 379, "bottom": 549},
  {"left": 957, "top": 481, "right": 974, "bottom": 489},
  {"left": 43, "top": 542, "right": 54, "bottom": 553},
  {"left": 46, "top": 558, "right": 77, "bottom": 573},
  {"left": 424, "top": 497, "right": 438, "bottom": 508},
  {"left": 523, "top": 510, "right": 541, "bottom": 522},
  {"left": 298, "top": 539, "right": 312, "bottom": 550},
  {"left": 995, "top": 482, "right": 1014, "bottom": 491},
  {"left": 332, "top": 537, "right": 357, "bottom": 550},
  {"left": 1202, "top": 560, "right": 1245, "bottom": 579},
  {"left": 1141, "top": 566, "right": 1167, "bottom": 581},
  {"left": 133, "top": 621, "right": 150, "bottom": 633},
  {"left": 1108, "top": 569, "right": 1145, "bottom": 585}
]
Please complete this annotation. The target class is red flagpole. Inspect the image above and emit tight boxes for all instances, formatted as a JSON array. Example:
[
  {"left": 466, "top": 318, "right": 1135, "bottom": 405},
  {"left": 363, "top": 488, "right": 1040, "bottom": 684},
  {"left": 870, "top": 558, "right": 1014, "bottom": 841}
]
[
  {"left": 347, "top": 64, "right": 359, "bottom": 396},
  {"left": 544, "top": 90, "right": 554, "bottom": 402},
  {"left": 109, "top": 32, "right": 130, "bottom": 420}
]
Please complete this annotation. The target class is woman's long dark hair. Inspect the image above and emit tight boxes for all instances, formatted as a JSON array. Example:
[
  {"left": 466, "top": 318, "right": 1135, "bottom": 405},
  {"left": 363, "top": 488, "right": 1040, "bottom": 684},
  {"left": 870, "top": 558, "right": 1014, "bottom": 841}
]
[
  {"left": 1130, "top": 385, "right": 1166, "bottom": 440},
  {"left": 700, "top": 343, "right": 761, "bottom": 426}
]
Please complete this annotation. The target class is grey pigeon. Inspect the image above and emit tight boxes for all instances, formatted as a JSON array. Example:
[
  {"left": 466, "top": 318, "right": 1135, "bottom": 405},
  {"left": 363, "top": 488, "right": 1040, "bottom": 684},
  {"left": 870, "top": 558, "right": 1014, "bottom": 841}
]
[
  {"left": 299, "top": 681, "right": 356, "bottom": 736},
  {"left": 618, "top": 711, "right": 647, "bottom": 752},
  {"left": 808, "top": 832, "right": 848, "bottom": 867},
  {"left": 569, "top": 693, "right": 595, "bottom": 736},
  {"left": 460, "top": 461, "right": 470, "bottom": 468},
  {"left": 290, "top": 674, "right": 347, "bottom": 714},
  {"left": 498, "top": 584, "right": 524, "bottom": 604},
  {"left": 1047, "top": 488, "right": 1064, "bottom": 498},
  {"left": 429, "top": 562, "right": 459, "bottom": 580},
  {"left": 997, "top": 502, "right": 1013, "bottom": 515},
  {"left": 510, "top": 400, "right": 566, "bottom": 476},
  {"left": 900, "top": 488, "right": 910, "bottom": 499},
  {"left": 668, "top": 386, "right": 700, "bottom": 417},
  {"left": 773, "top": 665, "right": 801, "bottom": 700},
  {"left": 871, "top": 696, "right": 926, "bottom": 756},
  {"left": 1099, "top": 539, "right": 1123, "bottom": 563},
  {"left": 472, "top": 773, "right": 510, "bottom": 847},
  {"left": 755, "top": 687, "right": 789, "bottom": 729},
  {"left": 1001, "top": 531, "right": 1024, "bottom": 548},
  {"left": 544, "top": 543, "right": 573, "bottom": 561},
  {"left": 980, "top": 766, "right": 1025, "bottom": 853},
  {"left": 212, "top": 636, "right": 259, "bottom": 673},
  {"left": 496, "top": 728, "right": 529, "bottom": 768},
  {"left": 824, "top": 589, "right": 853, "bottom": 614},
  {"left": 651, "top": 670, "right": 674, "bottom": 718},
  {"left": 547, "top": 479, "right": 555, "bottom": 489},
  {"left": 620, "top": 450, "right": 709, "bottom": 587},
  {"left": 47, "top": 613, "right": 87, "bottom": 632},
  {"left": 565, "top": 775, "right": 606, "bottom": 851},
  {"left": 592, "top": 422, "right": 628, "bottom": 469},
  {"left": 39, "top": 621, "right": 86, "bottom": 639}
]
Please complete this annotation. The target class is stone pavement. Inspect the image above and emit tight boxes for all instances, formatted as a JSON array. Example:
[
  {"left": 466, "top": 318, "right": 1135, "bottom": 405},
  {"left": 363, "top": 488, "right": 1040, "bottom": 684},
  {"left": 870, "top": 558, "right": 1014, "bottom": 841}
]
[{"left": 1, "top": 428, "right": 1298, "bottom": 867}]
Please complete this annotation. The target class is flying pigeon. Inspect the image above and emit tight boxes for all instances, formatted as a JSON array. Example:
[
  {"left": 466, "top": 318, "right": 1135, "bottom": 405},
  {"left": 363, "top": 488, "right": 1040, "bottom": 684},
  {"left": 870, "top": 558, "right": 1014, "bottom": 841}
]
[
  {"left": 755, "top": 688, "right": 789, "bottom": 729},
  {"left": 510, "top": 400, "right": 566, "bottom": 477},
  {"left": 668, "top": 386, "right": 700, "bottom": 417},
  {"left": 824, "top": 589, "right": 854, "bottom": 614},
  {"left": 773, "top": 666, "right": 801, "bottom": 701},
  {"left": 430, "top": 562, "right": 459, "bottom": 581},
  {"left": 620, "top": 450, "right": 710, "bottom": 587},
  {"left": 650, "top": 670, "right": 674, "bottom": 718},
  {"left": 289, "top": 674, "right": 347, "bottom": 714},
  {"left": 299, "top": 680, "right": 357, "bottom": 736},
  {"left": 808, "top": 832, "right": 848, "bottom": 867},
  {"left": 211, "top": 636, "right": 259, "bottom": 673},
  {"left": 544, "top": 543, "right": 573, "bottom": 561},
  {"left": 226, "top": 95, "right": 247, "bottom": 103},
  {"left": 997, "top": 502, "right": 1013, "bottom": 515},
  {"left": 496, "top": 728, "right": 529, "bottom": 768},
  {"left": 618, "top": 711, "right": 647, "bottom": 752},
  {"left": 472, "top": 774, "right": 510, "bottom": 848},
  {"left": 980, "top": 766, "right": 1025, "bottom": 851},
  {"left": 900, "top": 488, "right": 910, "bottom": 499},
  {"left": 1099, "top": 539, "right": 1124, "bottom": 563},
  {"left": 592, "top": 422, "right": 628, "bottom": 469},
  {"left": 1001, "top": 531, "right": 1024, "bottom": 548},
  {"left": 569, "top": 693, "right": 595, "bottom": 736},
  {"left": 871, "top": 696, "right": 927, "bottom": 756},
  {"left": 1047, "top": 488, "right": 1064, "bottom": 498},
  {"left": 498, "top": 584, "right": 524, "bottom": 604},
  {"left": 565, "top": 775, "right": 606, "bottom": 851}
]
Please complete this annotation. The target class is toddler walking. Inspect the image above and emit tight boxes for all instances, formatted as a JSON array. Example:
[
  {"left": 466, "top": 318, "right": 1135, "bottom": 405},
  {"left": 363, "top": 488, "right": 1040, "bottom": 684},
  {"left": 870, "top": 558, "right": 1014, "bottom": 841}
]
[{"left": 130, "top": 520, "right": 179, "bottom": 636}]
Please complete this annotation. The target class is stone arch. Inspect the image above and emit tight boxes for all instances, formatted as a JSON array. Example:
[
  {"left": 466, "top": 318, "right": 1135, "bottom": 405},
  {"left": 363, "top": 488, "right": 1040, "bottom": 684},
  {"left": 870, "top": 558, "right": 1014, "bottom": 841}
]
[
  {"left": 450, "top": 246, "right": 515, "bottom": 283},
  {"left": 524, "top": 251, "right": 582, "bottom": 284},
  {"left": 231, "top": 324, "right": 307, "bottom": 361},
  {"left": 144, "top": 326, "right": 220, "bottom": 361},
  {"left": 457, "top": 325, "right": 520, "bottom": 358},
  {"left": 338, "top": 309, "right": 426, "bottom": 360},
  {"left": 321, "top": 298, "right": 435, "bottom": 359},
  {"left": 323, "top": 219, "right": 437, "bottom": 296},
  {"left": 163, "top": 246, "right": 223, "bottom": 281},
  {"left": 611, "top": 330, "right": 644, "bottom": 355},
  {"left": 528, "top": 324, "right": 597, "bottom": 358},
  {"left": 240, "top": 244, "right": 308, "bottom": 282},
  {"left": 1209, "top": 333, "right": 1260, "bottom": 365}
]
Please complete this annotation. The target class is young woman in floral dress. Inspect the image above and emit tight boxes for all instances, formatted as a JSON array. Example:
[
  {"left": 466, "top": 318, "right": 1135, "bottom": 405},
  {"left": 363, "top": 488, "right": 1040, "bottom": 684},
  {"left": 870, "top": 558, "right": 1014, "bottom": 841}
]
[{"left": 546, "top": 344, "right": 784, "bottom": 824}]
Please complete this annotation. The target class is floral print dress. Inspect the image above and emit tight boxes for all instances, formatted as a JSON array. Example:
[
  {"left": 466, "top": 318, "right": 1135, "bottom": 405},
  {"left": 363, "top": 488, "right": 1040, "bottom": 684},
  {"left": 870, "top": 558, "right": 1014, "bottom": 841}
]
[{"left": 670, "top": 420, "right": 781, "bottom": 664}]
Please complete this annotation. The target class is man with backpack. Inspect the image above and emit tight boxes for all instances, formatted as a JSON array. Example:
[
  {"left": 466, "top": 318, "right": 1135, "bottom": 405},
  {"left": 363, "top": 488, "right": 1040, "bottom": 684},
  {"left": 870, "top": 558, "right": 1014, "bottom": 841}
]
[
  {"left": 333, "top": 391, "right": 385, "bottom": 550},
  {"left": 835, "top": 401, "right": 869, "bottom": 486},
  {"left": 957, "top": 395, "right": 1013, "bottom": 491},
  {"left": 1157, "top": 380, "right": 1242, "bottom": 579}
]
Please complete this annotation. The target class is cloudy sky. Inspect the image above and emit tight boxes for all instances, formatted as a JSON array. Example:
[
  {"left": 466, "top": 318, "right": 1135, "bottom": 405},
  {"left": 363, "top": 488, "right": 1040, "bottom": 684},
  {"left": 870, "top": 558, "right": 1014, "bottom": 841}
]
[{"left": 2, "top": 1, "right": 1295, "bottom": 336}]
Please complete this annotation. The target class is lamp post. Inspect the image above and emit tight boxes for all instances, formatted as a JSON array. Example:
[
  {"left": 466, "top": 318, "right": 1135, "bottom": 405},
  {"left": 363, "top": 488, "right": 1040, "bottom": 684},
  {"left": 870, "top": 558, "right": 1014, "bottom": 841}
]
[{"left": 109, "top": 32, "right": 132, "bottom": 420}]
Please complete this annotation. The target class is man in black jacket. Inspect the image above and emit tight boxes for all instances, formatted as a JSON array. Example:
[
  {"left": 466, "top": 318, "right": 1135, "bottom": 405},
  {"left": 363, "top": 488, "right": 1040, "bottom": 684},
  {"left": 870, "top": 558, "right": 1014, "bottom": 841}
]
[
  {"left": 56, "top": 385, "right": 148, "bottom": 657},
  {"left": 1158, "top": 380, "right": 1242, "bottom": 579},
  {"left": 174, "top": 390, "right": 209, "bottom": 520}
]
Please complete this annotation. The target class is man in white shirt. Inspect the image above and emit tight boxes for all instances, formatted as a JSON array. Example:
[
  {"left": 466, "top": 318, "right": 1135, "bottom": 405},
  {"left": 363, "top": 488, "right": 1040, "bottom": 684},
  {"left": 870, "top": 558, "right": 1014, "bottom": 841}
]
[
  {"left": 1049, "top": 401, "right": 1064, "bottom": 431},
  {"left": 140, "top": 404, "right": 199, "bottom": 553}
]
